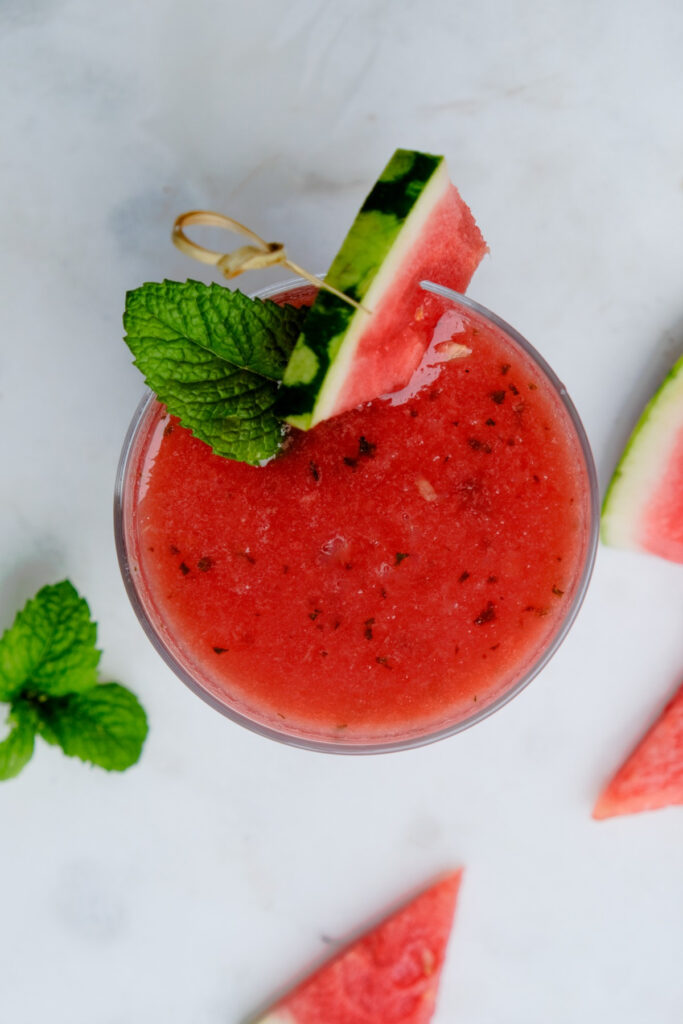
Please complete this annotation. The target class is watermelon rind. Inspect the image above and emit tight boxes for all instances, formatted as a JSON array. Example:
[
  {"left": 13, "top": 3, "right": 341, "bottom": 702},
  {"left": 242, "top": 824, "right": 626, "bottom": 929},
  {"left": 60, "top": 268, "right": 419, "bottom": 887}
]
[
  {"left": 278, "top": 149, "right": 450, "bottom": 430},
  {"left": 601, "top": 353, "right": 683, "bottom": 553}
]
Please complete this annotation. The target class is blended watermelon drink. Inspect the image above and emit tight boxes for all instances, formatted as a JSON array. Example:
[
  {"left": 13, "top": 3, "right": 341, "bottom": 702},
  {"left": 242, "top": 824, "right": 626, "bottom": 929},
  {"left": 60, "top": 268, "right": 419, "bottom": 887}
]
[
  {"left": 116, "top": 150, "right": 597, "bottom": 750},
  {"left": 117, "top": 302, "right": 597, "bottom": 751}
]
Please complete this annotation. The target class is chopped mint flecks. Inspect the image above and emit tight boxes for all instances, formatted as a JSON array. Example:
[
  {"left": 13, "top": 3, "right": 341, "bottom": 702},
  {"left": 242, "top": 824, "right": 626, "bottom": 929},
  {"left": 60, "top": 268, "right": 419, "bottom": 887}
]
[{"left": 124, "top": 280, "right": 308, "bottom": 465}]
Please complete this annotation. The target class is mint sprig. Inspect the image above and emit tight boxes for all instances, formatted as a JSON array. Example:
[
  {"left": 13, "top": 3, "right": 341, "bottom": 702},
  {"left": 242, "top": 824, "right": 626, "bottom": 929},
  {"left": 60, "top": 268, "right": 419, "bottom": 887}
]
[
  {"left": 123, "top": 280, "right": 308, "bottom": 465},
  {"left": 0, "top": 582, "right": 148, "bottom": 780}
]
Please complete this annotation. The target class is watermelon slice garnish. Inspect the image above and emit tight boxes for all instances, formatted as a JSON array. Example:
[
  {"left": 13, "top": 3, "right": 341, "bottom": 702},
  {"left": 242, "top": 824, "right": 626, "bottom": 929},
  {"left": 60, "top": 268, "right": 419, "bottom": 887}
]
[
  {"left": 254, "top": 871, "right": 462, "bottom": 1024},
  {"left": 601, "top": 353, "right": 683, "bottom": 562},
  {"left": 593, "top": 683, "right": 683, "bottom": 819},
  {"left": 278, "top": 149, "right": 486, "bottom": 429}
]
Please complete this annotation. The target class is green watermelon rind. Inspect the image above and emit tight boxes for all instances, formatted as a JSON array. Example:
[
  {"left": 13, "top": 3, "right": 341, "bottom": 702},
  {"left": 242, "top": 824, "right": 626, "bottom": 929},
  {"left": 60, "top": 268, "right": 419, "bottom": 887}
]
[
  {"left": 277, "top": 149, "right": 448, "bottom": 430},
  {"left": 601, "top": 353, "right": 683, "bottom": 551}
]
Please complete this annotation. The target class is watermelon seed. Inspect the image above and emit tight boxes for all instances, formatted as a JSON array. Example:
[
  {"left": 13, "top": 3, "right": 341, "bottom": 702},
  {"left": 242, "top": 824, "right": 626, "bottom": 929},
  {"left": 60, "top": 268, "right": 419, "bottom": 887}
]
[
  {"left": 474, "top": 601, "right": 496, "bottom": 625},
  {"left": 358, "top": 436, "right": 377, "bottom": 458}
]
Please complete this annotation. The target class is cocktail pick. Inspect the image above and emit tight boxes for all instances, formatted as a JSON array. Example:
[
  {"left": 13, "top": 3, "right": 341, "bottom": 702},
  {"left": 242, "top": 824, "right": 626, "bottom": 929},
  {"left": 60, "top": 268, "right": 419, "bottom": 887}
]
[{"left": 172, "top": 210, "right": 367, "bottom": 312}]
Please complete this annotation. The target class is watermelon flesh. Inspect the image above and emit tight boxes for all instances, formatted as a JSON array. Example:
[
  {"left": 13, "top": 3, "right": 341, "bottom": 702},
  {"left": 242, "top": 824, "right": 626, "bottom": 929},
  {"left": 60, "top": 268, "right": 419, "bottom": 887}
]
[
  {"left": 279, "top": 149, "right": 487, "bottom": 429},
  {"left": 601, "top": 353, "right": 683, "bottom": 563},
  {"left": 254, "top": 872, "right": 462, "bottom": 1024},
  {"left": 593, "top": 683, "right": 683, "bottom": 819}
]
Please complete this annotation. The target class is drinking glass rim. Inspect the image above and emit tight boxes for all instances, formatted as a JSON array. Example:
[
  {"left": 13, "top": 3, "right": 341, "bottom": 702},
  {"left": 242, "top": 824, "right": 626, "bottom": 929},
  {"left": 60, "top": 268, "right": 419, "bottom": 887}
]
[{"left": 114, "top": 276, "right": 600, "bottom": 754}]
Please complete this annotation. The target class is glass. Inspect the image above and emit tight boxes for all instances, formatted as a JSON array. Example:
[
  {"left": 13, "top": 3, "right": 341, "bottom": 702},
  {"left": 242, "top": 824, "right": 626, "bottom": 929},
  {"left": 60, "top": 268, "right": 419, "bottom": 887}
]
[{"left": 114, "top": 277, "right": 599, "bottom": 754}]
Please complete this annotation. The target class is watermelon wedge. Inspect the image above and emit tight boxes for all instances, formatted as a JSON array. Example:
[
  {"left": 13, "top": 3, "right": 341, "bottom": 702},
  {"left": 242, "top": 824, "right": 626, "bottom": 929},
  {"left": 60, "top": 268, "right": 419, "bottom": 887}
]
[
  {"left": 253, "top": 871, "right": 462, "bottom": 1024},
  {"left": 278, "top": 149, "right": 487, "bottom": 429},
  {"left": 601, "top": 353, "right": 683, "bottom": 562},
  {"left": 593, "top": 683, "right": 683, "bottom": 819}
]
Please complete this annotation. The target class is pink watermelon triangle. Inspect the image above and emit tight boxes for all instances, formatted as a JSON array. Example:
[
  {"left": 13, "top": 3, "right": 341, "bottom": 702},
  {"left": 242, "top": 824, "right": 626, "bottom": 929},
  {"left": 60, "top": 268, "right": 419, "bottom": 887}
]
[
  {"left": 593, "top": 683, "right": 683, "bottom": 819},
  {"left": 255, "top": 871, "right": 463, "bottom": 1024}
]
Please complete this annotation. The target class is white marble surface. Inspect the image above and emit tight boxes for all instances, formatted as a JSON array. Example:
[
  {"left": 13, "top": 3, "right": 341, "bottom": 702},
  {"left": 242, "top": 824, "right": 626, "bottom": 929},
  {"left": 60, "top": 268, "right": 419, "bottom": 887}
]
[{"left": 1, "top": 1, "right": 682, "bottom": 1021}]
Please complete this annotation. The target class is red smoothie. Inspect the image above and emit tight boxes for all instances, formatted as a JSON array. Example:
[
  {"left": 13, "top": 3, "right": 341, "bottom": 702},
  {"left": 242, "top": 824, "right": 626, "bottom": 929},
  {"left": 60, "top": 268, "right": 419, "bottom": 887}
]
[{"left": 121, "top": 285, "right": 595, "bottom": 747}]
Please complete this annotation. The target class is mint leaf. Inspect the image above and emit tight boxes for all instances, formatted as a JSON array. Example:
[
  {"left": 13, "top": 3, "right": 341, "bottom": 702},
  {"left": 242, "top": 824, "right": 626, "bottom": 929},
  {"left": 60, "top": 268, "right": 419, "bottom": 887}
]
[
  {"left": 36, "top": 684, "right": 148, "bottom": 772},
  {"left": 0, "top": 705, "right": 36, "bottom": 780},
  {"left": 0, "top": 581, "right": 100, "bottom": 701},
  {"left": 123, "top": 280, "right": 307, "bottom": 464}
]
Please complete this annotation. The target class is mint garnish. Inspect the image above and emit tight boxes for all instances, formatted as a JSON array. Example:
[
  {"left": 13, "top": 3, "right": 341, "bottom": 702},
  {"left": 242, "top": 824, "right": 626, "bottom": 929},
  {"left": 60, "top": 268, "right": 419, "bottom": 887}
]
[
  {"left": 0, "top": 582, "right": 148, "bottom": 780},
  {"left": 123, "top": 280, "right": 308, "bottom": 464}
]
